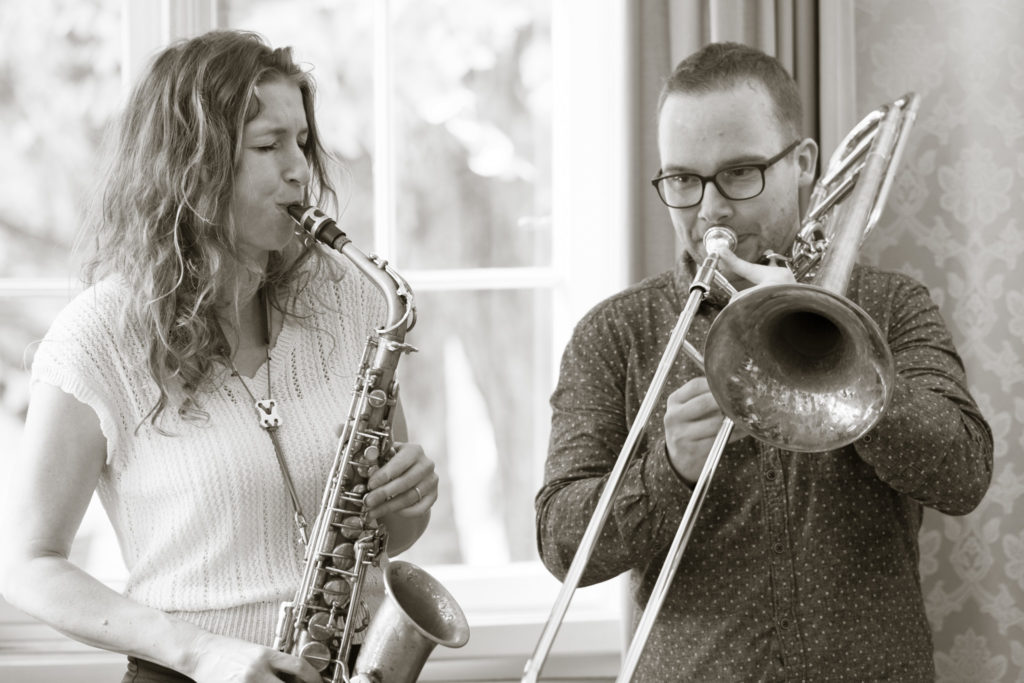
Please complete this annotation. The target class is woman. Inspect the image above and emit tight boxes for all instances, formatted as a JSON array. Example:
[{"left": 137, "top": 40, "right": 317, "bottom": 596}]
[{"left": 1, "top": 30, "right": 437, "bottom": 682}]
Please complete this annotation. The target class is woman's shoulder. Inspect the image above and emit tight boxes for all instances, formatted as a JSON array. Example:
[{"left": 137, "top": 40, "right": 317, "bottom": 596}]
[
  {"left": 44, "top": 278, "right": 131, "bottom": 343},
  {"left": 31, "top": 278, "right": 138, "bottom": 401}
]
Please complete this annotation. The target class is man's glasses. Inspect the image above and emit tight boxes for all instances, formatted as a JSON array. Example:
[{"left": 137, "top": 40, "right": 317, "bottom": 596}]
[{"left": 651, "top": 140, "right": 801, "bottom": 209}]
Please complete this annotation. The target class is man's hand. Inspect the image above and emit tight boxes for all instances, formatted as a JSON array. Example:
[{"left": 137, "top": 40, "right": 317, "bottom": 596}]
[
  {"left": 717, "top": 249, "right": 796, "bottom": 289},
  {"left": 664, "top": 377, "right": 747, "bottom": 483}
]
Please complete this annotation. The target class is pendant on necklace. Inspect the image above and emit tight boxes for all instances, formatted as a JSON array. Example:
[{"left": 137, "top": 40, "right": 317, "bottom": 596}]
[{"left": 256, "top": 398, "right": 282, "bottom": 429}]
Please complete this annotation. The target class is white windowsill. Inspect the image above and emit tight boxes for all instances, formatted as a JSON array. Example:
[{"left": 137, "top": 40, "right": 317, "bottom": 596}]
[
  {"left": 0, "top": 618, "right": 619, "bottom": 683},
  {"left": 0, "top": 564, "right": 625, "bottom": 682}
]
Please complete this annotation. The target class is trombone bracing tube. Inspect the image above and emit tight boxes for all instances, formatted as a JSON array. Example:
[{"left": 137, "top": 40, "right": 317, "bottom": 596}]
[{"left": 521, "top": 228, "right": 737, "bottom": 683}]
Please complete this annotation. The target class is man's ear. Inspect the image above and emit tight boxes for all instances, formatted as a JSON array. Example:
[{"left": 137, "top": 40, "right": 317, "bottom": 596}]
[{"left": 796, "top": 137, "right": 819, "bottom": 188}]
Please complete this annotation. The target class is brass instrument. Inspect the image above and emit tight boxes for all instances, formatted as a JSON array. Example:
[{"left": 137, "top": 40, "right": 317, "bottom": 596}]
[
  {"left": 275, "top": 206, "right": 469, "bottom": 683},
  {"left": 523, "top": 93, "right": 919, "bottom": 682}
]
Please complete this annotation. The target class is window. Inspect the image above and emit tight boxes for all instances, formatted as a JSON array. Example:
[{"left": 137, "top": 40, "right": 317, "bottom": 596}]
[
  {"left": 219, "top": 0, "right": 555, "bottom": 568},
  {"left": 0, "top": 0, "right": 123, "bottom": 579},
  {"left": 0, "top": 0, "right": 630, "bottom": 678}
]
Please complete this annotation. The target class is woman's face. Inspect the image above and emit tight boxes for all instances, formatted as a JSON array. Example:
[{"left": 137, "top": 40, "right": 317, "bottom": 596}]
[{"left": 230, "top": 77, "right": 311, "bottom": 263}]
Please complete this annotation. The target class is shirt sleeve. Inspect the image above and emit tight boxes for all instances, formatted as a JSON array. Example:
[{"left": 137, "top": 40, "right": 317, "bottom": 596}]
[
  {"left": 535, "top": 303, "right": 695, "bottom": 586},
  {"left": 854, "top": 273, "right": 993, "bottom": 515},
  {"left": 29, "top": 283, "right": 134, "bottom": 461}
]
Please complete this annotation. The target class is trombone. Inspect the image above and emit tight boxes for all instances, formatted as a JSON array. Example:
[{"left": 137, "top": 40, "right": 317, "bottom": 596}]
[{"left": 522, "top": 92, "right": 920, "bottom": 682}]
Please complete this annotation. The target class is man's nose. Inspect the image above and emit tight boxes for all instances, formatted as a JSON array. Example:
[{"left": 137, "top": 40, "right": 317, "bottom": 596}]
[{"left": 697, "top": 180, "right": 733, "bottom": 225}]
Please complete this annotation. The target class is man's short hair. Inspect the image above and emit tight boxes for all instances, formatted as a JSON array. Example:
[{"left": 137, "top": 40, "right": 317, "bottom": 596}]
[{"left": 658, "top": 42, "right": 804, "bottom": 138}]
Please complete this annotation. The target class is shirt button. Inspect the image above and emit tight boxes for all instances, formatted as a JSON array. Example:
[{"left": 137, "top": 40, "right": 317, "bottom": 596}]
[
  {"left": 765, "top": 469, "right": 777, "bottom": 480},
  {"left": 862, "top": 434, "right": 873, "bottom": 443},
  {"left": 779, "top": 618, "right": 792, "bottom": 630},
  {"left": 773, "top": 542, "right": 785, "bottom": 554}
]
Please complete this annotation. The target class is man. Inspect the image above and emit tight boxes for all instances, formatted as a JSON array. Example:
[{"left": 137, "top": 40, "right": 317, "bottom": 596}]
[{"left": 535, "top": 42, "right": 992, "bottom": 682}]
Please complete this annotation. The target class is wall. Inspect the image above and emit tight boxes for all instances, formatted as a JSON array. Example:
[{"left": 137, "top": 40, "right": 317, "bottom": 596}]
[{"left": 854, "top": 1, "right": 1024, "bottom": 680}]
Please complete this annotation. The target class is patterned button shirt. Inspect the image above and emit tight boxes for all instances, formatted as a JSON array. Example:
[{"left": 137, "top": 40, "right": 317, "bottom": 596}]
[{"left": 536, "top": 256, "right": 993, "bottom": 682}]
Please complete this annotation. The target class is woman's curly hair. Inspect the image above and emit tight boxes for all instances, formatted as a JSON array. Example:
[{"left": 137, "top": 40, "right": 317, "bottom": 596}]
[{"left": 81, "top": 30, "right": 339, "bottom": 427}]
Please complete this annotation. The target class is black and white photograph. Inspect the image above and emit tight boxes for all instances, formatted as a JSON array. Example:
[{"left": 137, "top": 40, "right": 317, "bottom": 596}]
[{"left": 0, "top": 1, "right": 1019, "bottom": 682}]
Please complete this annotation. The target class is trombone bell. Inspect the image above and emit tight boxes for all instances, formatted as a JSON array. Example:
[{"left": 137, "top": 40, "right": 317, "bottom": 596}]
[{"left": 703, "top": 283, "right": 894, "bottom": 452}]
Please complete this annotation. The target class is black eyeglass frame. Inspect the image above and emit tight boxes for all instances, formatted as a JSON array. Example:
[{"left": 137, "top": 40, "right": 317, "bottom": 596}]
[{"left": 651, "top": 139, "right": 802, "bottom": 209}]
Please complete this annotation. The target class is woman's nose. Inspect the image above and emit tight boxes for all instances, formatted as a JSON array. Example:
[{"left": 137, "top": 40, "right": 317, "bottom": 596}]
[{"left": 284, "top": 144, "right": 311, "bottom": 186}]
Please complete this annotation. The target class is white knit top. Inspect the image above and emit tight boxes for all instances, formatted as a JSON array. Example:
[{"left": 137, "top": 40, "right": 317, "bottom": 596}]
[{"left": 31, "top": 253, "right": 388, "bottom": 646}]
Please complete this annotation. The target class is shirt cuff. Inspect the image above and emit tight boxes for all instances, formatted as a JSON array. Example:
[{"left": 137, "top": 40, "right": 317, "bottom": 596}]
[{"left": 644, "top": 434, "right": 695, "bottom": 498}]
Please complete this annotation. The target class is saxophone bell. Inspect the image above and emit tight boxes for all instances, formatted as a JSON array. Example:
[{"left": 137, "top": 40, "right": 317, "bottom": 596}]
[{"left": 352, "top": 561, "right": 471, "bottom": 683}]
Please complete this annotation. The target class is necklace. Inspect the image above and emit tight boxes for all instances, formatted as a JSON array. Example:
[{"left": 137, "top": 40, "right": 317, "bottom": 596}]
[{"left": 230, "top": 286, "right": 310, "bottom": 547}]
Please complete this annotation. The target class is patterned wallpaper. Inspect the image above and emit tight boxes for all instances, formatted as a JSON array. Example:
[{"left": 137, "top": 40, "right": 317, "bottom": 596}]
[{"left": 854, "top": 1, "right": 1024, "bottom": 680}]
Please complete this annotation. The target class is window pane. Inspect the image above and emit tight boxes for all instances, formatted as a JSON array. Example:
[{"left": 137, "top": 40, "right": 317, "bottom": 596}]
[
  {"left": 392, "top": 0, "right": 552, "bottom": 269},
  {"left": 223, "top": 0, "right": 553, "bottom": 269},
  {"left": 396, "top": 288, "right": 552, "bottom": 566},
  {"left": 0, "top": 0, "right": 121, "bottom": 279},
  {"left": 220, "top": 0, "right": 377, "bottom": 248},
  {"left": 0, "top": 0, "right": 122, "bottom": 582}
]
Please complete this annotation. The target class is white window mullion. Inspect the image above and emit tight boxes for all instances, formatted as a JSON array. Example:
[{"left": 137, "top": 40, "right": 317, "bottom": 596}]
[
  {"left": 550, "top": 0, "right": 631, "bottom": 355},
  {"left": 373, "top": 0, "right": 397, "bottom": 261},
  {"left": 122, "top": 0, "right": 217, "bottom": 97}
]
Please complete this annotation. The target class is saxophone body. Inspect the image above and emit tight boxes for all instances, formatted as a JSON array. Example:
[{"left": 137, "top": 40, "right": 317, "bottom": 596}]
[{"left": 275, "top": 205, "right": 470, "bottom": 683}]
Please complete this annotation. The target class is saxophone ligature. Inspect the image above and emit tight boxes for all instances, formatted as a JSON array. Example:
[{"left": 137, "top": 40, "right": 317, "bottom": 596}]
[{"left": 275, "top": 205, "right": 469, "bottom": 683}]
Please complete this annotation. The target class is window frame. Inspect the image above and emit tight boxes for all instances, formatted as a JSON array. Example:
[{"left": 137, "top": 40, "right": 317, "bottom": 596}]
[{"left": 0, "top": 0, "right": 633, "bottom": 677}]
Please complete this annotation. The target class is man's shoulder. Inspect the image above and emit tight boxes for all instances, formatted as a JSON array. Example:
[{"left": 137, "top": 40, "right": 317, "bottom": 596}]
[
  {"left": 571, "top": 269, "right": 678, "bottom": 338},
  {"left": 849, "top": 262, "right": 930, "bottom": 301},
  {"left": 584, "top": 269, "right": 675, "bottom": 315}
]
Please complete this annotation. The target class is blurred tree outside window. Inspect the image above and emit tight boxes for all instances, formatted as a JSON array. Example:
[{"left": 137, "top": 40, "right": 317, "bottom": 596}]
[
  {"left": 1, "top": 0, "right": 555, "bottom": 581},
  {"left": 0, "top": 0, "right": 123, "bottom": 579},
  {"left": 222, "top": 0, "right": 554, "bottom": 569}
]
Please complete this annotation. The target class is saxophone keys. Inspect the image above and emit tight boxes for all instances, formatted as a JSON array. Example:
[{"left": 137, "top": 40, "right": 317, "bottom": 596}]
[
  {"left": 363, "top": 445, "right": 380, "bottom": 464},
  {"left": 322, "top": 578, "right": 352, "bottom": 607},
  {"left": 306, "top": 611, "right": 336, "bottom": 642},
  {"left": 339, "top": 515, "right": 364, "bottom": 540},
  {"left": 367, "top": 389, "right": 388, "bottom": 408},
  {"left": 331, "top": 542, "right": 357, "bottom": 571},
  {"left": 298, "top": 639, "right": 332, "bottom": 672}
]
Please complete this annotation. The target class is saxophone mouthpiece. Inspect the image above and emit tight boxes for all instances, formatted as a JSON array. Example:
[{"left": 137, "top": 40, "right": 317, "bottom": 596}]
[{"left": 288, "top": 204, "right": 350, "bottom": 252}]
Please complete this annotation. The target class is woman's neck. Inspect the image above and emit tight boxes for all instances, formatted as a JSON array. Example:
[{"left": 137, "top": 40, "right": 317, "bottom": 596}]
[{"left": 220, "top": 282, "right": 281, "bottom": 378}]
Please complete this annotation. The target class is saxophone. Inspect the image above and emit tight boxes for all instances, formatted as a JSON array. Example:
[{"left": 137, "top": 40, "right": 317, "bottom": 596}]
[{"left": 275, "top": 205, "right": 470, "bottom": 683}]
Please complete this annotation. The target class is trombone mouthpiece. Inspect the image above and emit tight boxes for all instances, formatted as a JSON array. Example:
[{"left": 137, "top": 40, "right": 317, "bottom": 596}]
[{"left": 703, "top": 226, "right": 737, "bottom": 255}]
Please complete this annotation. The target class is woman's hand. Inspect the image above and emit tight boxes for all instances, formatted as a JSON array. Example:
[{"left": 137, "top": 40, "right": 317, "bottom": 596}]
[
  {"left": 186, "top": 631, "right": 321, "bottom": 683},
  {"left": 363, "top": 442, "right": 438, "bottom": 520}
]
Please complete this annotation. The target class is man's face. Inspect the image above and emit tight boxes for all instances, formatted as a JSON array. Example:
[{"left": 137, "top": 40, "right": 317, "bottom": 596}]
[{"left": 657, "top": 81, "right": 817, "bottom": 287}]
